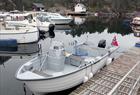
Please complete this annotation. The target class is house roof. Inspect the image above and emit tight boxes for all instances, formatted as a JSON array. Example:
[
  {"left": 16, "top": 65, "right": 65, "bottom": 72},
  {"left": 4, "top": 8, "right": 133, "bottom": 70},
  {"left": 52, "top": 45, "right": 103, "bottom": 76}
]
[
  {"left": 75, "top": 3, "right": 86, "bottom": 8},
  {"left": 33, "top": 3, "right": 45, "bottom": 8}
]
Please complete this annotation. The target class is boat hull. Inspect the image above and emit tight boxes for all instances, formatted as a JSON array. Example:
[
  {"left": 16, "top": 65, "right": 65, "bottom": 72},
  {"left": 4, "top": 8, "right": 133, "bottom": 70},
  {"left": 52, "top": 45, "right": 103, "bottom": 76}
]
[
  {"left": 49, "top": 18, "right": 72, "bottom": 25},
  {"left": 22, "top": 56, "right": 108, "bottom": 94},
  {"left": 0, "top": 29, "right": 39, "bottom": 44}
]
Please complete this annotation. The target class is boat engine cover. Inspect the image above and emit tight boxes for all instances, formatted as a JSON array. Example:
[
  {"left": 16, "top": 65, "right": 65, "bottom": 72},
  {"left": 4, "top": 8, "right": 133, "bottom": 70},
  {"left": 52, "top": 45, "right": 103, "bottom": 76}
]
[
  {"left": 98, "top": 39, "right": 106, "bottom": 48},
  {"left": 47, "top": 41, "right": 65, "bottom": 72}
]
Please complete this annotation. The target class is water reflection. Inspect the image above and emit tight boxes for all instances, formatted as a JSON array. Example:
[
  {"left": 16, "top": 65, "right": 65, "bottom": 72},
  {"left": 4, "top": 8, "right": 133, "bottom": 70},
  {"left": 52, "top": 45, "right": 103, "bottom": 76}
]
[
  {"left": 66, "top": 17, "right": 133, "bottom": 37},
  {"left": 74, "top": 16, "right": 86, "bottom": 25},
  {"left": 108, "top": 18, "right": 132, "bottom": 35},
  {"left": 52, "top": 17, "right": 134, "bottom": 38},
  {"left": 54, "top": 25, "right": 72, "bottom": 33},
  {"left": 0, "top": 56, "right": 11, "bottom": 66}
]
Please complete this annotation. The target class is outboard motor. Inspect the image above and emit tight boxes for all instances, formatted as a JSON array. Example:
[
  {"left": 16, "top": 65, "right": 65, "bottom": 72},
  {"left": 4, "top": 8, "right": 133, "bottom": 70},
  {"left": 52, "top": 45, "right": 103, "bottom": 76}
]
[
  {"left": 47, "top": 41, "right": 65, "bottom": 72},
  {"left": 98, "top": 39, "right": 106, "bottom": 48},
  {"left": 48, "top": 24, "right": 55, "bottom": 38}
]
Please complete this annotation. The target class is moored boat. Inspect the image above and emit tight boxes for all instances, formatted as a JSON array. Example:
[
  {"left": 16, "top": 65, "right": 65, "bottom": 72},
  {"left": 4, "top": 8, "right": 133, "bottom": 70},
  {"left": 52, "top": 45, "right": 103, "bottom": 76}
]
[
  {"left": 16, "top": 40, "right": 119, "bottom": 94},
  {"left": 0, "top": 42, "right": 40, "bottom": 55},
  {"left": 41, "top": 12, "right": 73, "bottom": 25},
  {"left": 131, "top": 25, "right": 140, "bottom": 37},
  {"left": 131, "top": 16, "right": 140, "bottom": 25},
  {"left": 0, "top": 25, "right": 39, "bottom": 44},
  {"left": 135, "top": 42, "right": 140, "bottom": 48},
  {"left": 4, "top": 12, "right": 52, "bottom": 32}
]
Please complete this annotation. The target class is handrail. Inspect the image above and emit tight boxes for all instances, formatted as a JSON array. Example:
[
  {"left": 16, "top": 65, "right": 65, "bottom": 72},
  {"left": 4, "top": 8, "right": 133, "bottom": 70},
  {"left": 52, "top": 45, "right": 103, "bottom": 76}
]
[{"left": 107, "top": 61, "right": 140, "bottom": 95}]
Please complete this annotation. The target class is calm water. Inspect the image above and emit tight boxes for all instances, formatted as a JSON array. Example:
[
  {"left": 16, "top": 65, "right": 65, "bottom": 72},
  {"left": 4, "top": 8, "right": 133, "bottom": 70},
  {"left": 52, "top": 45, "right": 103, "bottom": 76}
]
[{"left": 0, "top": 16, "right": 139, "bottom": 95}]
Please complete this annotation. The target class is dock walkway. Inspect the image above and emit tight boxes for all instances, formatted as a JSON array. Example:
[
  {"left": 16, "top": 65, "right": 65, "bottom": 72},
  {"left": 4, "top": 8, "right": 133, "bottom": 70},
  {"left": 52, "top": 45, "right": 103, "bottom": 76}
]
[{"left": 69, "top": 47, "right": 140, "bottom": 95}]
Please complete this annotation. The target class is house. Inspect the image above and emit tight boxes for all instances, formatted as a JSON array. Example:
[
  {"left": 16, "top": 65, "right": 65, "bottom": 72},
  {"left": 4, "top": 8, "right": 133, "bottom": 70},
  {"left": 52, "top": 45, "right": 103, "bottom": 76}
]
[
  {"left": 32, "top": 3, "right": 45, "bottom": 11},
  {"left": 74, "top": 3, "right": 86, "bottom": 13}
]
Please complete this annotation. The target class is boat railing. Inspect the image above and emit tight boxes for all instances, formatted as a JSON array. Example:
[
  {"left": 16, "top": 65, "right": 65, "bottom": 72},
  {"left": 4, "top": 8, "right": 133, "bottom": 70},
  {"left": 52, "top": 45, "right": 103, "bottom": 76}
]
[{"left": 107, "top": 61, "right": 140, "bottom": 95}]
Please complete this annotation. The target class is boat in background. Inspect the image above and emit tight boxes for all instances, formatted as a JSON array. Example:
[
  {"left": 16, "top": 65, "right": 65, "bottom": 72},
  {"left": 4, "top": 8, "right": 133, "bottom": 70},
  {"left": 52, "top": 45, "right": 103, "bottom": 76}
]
[
  {"left": 4, "top": 12, "right": 52, "bottom": 32},
  {"left": 16, "top": 38, "right": 119, "bottom": 94},
  {"left": 0, "top": 42, "right": 40, "bottom": 56},
  {"left": 131, "top": 25, "right": 140, "bottom": 37},
  {"left": 0, "top": 24, "right": 39, "bottom": 44},
  {"left": 39, "top": 12, "right": 73, "bottom": 25},
  {"left": 135, "top": 42, "right": 140, "bottom": 48},
  {"left": 131, "top": 16, "right": 140, "bottom": 25}
]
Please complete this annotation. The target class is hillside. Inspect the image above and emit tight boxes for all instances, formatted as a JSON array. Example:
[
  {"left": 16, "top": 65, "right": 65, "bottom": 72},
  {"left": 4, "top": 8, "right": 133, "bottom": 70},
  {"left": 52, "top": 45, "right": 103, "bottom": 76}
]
[{"left": 0, "top": 0, "right": 140, "bottom": 13}]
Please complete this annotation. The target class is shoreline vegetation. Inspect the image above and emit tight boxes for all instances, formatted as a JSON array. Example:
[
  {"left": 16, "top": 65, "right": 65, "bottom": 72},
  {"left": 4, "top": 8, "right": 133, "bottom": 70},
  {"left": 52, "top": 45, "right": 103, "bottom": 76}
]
[{"left": 0, "top": 0, "right": 140, "bottom": 18}]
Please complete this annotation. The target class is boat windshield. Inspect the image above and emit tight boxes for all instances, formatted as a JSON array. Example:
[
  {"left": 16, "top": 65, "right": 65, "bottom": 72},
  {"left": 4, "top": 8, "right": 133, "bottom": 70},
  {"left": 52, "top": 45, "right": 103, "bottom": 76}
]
[{"left": 37, "top": 16, "right": 49, "bottom": 22}]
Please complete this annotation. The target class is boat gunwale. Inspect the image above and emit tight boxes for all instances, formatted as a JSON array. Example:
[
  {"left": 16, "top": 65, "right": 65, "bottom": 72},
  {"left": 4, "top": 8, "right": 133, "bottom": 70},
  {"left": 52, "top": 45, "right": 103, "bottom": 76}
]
[{"left": 0, "top": 29, "right": 38, "bottom": 35}]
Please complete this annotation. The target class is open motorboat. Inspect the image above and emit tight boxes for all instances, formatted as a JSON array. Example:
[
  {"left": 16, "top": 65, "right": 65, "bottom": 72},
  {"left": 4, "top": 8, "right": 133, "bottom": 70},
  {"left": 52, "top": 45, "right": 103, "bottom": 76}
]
[
  {"left": 16, "top": 40, "right": 119, "bottom": 94},
  {"left": 0, "top": 24, "right": 39, "bottom": 44},
  {"left": 41, "top": 12, "right": 73, "bottom": 25}
]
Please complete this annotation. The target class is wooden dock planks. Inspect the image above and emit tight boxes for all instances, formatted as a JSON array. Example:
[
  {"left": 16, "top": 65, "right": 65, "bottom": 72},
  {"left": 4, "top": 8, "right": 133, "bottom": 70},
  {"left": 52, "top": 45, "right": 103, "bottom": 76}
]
[{"left": 69, "top": 47, "right": 140, "bottom": 95}]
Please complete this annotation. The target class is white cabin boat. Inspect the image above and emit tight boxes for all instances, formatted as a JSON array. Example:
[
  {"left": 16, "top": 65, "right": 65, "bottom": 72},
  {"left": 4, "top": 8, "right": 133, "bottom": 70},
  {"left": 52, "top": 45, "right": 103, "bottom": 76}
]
[
  {"left": 16, "top": 40, "right": 118, "bottom": 94},
  {"left": 42, "top": 12, "right": 73, "bottom": 25},
  {"left": 131, "top": 17, "right": 140, "bottom": 25},
  {"left": 131, "top": 25, "right": 140, "bottom": 37},
  {"left": 131, "top": 25, "right": 140, "bottom": 32},
  {"left": 4, "top": 12, "right": 52, "bottom": 32},
  {"left": 0, "top": 25, "right": 39, "bottom": 44}
]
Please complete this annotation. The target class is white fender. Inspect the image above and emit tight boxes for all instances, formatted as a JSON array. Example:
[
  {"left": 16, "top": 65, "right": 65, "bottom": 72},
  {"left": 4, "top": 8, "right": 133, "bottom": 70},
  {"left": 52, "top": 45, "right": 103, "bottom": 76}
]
[
  {"left": 88, "top": 72, "right": 93, "bottom": 79},
  {"left": 106, "top": 57, "right": 113, "bottom": 65},
  {"left": 83, "top": 76, "right": 88, "bottom": 83}
]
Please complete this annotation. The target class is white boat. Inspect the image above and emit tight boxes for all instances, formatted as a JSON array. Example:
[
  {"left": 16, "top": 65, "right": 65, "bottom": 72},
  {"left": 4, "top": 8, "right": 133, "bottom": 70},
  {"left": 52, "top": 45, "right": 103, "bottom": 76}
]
[
  {"left": 4, "top": 12, "right": 52, "bottom": 32},
  {"left": 131, "top": 25, "right": 140, "bottom": 32},
  {"left": 16, "top": 40, "right": 119, "bottom": 94},
  {"left": 131, "top": 25, "right": 140, "bottom": 37},
  {"left": 0, "top": 42, "right": 40, "bottom": 56},
  {"left": 45, "top": 12, "right": 73, "bottom": 25},
  {"left": 131, "top": 17, "right": 140, "bottom": 25},
  {"left": 0, "top": 25, "right": 39, "bottom": 44}
]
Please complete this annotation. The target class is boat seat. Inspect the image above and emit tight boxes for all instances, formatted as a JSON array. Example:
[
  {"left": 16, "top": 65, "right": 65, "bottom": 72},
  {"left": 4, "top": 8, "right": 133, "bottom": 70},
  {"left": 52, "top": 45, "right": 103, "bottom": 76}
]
[
  {"left": 32, "top": 69, "right": 52, "bottom": 77},
  {"left": 66, "top": 54, "right": 86, "bottom": 67}
]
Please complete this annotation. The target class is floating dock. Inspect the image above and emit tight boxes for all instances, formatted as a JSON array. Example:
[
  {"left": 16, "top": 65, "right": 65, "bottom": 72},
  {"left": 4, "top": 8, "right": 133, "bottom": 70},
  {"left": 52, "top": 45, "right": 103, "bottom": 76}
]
[
  {"left": 67, "top": 12, "right": 88, "bottom": 16},
  {"left": 69, "top": 47, "right": 140, "bottom": 95}
]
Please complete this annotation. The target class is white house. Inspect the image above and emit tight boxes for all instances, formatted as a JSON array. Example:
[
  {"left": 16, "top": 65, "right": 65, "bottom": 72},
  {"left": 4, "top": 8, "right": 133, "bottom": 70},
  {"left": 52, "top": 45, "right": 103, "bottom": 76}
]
[{"left": 74, "top": 3, "right": 86, "bottom": 13}]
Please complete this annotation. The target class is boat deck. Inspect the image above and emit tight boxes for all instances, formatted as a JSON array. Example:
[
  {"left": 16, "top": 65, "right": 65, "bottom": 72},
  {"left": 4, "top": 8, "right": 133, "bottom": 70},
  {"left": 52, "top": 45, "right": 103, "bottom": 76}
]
[
  {"left": 69, "top": 47, "right": 140, "bottom": 95},
  {"left": 0, "top": 22, "right": 35, "bottom": 31}
]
